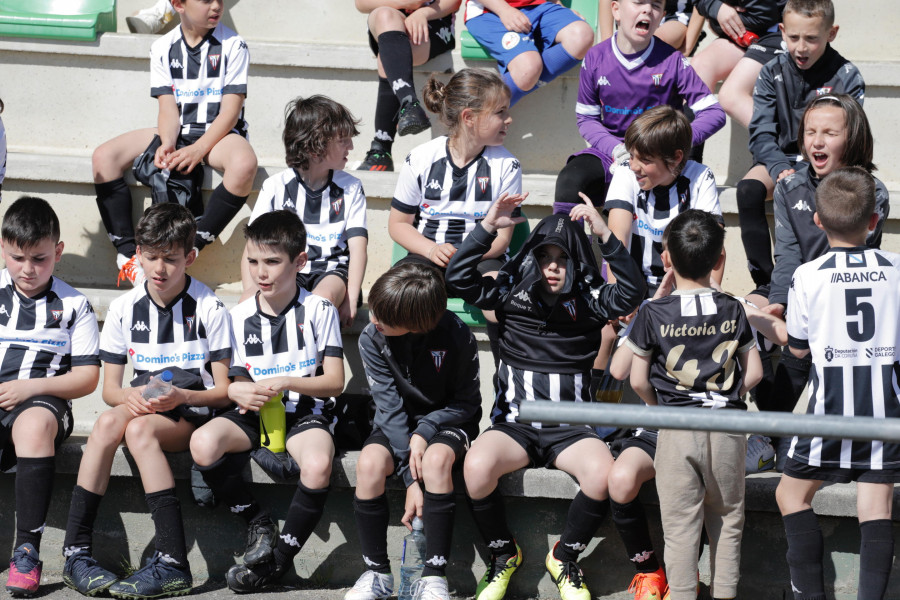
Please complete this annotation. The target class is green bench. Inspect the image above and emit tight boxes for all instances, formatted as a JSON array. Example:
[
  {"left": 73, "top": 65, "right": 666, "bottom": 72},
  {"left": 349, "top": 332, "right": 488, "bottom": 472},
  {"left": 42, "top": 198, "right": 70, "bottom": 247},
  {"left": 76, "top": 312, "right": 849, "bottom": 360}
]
[
  {"left": 460, "top": 0, "right": 599, "bottom": 61},
  {"left": 0, "top": 0, "right": 116, "bottom": 42},
  {"left": 391, "top": 215, "right": 531, "bottom": 327}
]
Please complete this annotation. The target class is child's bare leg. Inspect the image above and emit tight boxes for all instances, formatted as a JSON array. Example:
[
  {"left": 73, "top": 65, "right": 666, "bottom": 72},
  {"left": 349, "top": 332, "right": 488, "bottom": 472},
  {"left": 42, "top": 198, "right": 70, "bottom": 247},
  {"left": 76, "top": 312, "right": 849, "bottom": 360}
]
[
  {"left": 93, "top": 128, "right": 158, "bottom": 184},
  {"left": 506, "top": 50, "right": 544, "bottom": 96},
  {"left": 554, "top": 19, "right": 594, "bottom": 61},
  {"left": 655, "top": 20, "right": 688, "bottom": 52},
  {"left": 857, "top": 482, "right": 895, "bottom": 600},
  {"left": 689, "top": 37, "right": 745, "bottom": 91},
  {"left": 776, "top": 474, "right": 826, "bottom": 600},
  {"left": 198, "top": 133, "right": 257, "bottom": 250},
  {"left": 550, "top": 437, "right": 614, "bottom": 563},
  {"left": 78, "top": 405, "right": 136, "bottom": 494},
  {"left": 608, "top": 446, "right": 655, "bottom": 504},
  {"left": 717, "top": 56, "right": 765, "bottom": 128},
  {"left": 124, "top": 413, "right": 194, "bottom": 493},
  {"left": 355, "top": 443, "right": 394, "bottom": 500}
]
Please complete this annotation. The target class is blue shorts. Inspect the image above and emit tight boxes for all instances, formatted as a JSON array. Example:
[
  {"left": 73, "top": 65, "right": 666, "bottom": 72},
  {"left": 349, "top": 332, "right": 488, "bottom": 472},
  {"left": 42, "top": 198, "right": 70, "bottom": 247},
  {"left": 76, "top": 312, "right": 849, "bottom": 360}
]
[{"left": 466, "top": 3, "right": 583, "bottom": 73}]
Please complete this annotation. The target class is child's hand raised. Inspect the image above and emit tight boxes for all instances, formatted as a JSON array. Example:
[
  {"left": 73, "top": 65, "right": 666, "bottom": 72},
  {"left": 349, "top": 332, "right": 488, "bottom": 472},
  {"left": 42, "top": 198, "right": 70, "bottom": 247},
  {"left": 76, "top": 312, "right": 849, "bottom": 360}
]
[
  {"left": 482, "top": 192, "right": 527, "bottom": 234},
  {"left": 570, "top": 192, "right": 611, "bottom": 242}
]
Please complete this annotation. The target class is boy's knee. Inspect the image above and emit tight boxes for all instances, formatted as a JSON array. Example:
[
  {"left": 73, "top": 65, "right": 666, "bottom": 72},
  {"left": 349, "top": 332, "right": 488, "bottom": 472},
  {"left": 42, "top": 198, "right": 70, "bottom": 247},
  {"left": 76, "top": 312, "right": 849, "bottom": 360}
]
[
  {"left": 302, "top": 452, "right": 333, "bottom": 482},
  {"left": 91, "top": 410, "right": 127, "bottom": 447},
  {"left": 228, "top": 152, "right": 258, "bottom": 187},
  {"left": 462, "top": 452, "right": 497, "bottom": 490},
  {"left": 369, "top": 5, "right": 405, "bottom": 34},
  {"left": 559, "top": 21, "right": 594, "bottom": 58},
  {"left": 421, "top": 445, "right": 455, "bottom": 482},
  {"left": 123, "top": 417, "right": 157, "bottom": 449},
  {"left": 11, "top": 409, "right": 57, "bottom": 450},
  {"left": 607, "top": 467, "right": 639, "bottom": 502},
  {"left": 189, "top": 429, "right": 220, "bottom": 466},
  {"left": 508, "top": 52, "right": 543, "bottom": 91}
]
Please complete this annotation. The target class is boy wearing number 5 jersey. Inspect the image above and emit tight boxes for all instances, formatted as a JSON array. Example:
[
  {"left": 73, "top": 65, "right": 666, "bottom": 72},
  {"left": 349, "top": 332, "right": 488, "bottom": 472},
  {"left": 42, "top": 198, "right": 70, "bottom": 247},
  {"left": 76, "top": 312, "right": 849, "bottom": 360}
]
[
  {"left": 627, "top": 209, "right": 762, "bottom": 600},
  {"left": 776, "top": 167, "right": 899, "bottom": 600}
]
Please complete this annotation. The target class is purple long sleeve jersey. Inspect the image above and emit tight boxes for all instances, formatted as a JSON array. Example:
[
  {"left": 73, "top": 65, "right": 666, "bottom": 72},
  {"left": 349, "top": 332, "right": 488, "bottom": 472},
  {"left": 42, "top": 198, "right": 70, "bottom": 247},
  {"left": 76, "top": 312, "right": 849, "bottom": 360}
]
[{"left": 573, "top": 35, "right": 725, "bottom": 176}]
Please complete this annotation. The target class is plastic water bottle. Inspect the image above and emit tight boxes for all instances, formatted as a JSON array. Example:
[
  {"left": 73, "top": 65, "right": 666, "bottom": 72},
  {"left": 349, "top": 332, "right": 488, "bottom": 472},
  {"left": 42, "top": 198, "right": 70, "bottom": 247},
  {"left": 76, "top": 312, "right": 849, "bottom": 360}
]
[
  {"left": 398, "top": 516, "right": 426, "bottom": 600},
  {"left": 259, "top": 392, "right": 286, "bottom": 453},
  {"left": 142, "top": 370, "right": 173, "bottom": 399}
]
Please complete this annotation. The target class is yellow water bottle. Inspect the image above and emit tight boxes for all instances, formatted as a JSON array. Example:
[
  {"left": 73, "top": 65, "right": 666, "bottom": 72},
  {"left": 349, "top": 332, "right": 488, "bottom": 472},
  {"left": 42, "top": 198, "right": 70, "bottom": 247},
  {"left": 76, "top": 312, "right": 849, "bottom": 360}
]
[{"left": 259, "top": 392, "right": 286, "bottom": 453}]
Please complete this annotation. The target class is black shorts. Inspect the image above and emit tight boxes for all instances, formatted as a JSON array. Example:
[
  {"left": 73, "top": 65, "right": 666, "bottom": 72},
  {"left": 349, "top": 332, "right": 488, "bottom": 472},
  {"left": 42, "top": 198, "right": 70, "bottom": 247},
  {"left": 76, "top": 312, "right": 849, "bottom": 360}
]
[
  {"left": 783, "top": 457, "right": 900, "bottom": 484},
  {"left": 609, "top": 427, "right": 658, "bottom": 461},
  {"left": 368, "top": 14, "right": 456, "bottom": 60},
  {"left": 297, "top": 268, "right": 349, "bottom": 293},
  {"left": 488, "top": 421, "right": 600, "bottom": 469},
  {"left": 742, "top": 31, "right": 785, "bottom": 65},
  {"left": 0, "top": 395, "right": 73, "bottom": 472},
  {"left": 216, "top": 408, "right": 335, "bottom": 450},
  {"left": 365, "top": 426, "right": 470, "bottom": 474}
]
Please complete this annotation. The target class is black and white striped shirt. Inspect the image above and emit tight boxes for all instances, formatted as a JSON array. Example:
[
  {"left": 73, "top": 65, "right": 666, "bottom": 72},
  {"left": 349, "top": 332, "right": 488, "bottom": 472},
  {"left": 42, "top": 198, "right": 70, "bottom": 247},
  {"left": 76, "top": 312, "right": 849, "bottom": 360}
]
[
  {"left": 100, "top": 277, "right": 232, "bottom": 389},
  {"left": 606, "top": 161, "right": 721, "bottom": 288},
  {"left": 250, "top": 169, "right": 367, "bottom": 276},
  {"left": 0, "top": 272, "right": 99, "bottom": 384},
  {"left": 150, "top": 23, "right": 249, "bottom": 139},
  {"left": 787, "top": 247, "right": 900, "bottom": 470},
  {"left": 391, "top": 136, "right": 521, "bottom": 246},
  {"left": 229, "top": 288, "right": 343, "bottom": 417}
]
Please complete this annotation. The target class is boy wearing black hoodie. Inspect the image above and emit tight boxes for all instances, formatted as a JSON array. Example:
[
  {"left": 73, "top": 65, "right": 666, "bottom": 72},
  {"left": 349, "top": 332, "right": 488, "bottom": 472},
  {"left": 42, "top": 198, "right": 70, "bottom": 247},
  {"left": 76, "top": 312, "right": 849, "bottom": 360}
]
[{"left": 446, "top": 192, "right": 645, "bottom": 600}]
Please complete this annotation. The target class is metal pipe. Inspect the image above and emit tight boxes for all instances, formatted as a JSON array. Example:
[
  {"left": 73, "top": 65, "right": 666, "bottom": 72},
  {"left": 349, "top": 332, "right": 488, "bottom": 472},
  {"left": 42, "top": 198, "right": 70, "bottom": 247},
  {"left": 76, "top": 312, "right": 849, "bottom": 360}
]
[{"left": 517, "top": 402, "right": 900, "bottom": 443}]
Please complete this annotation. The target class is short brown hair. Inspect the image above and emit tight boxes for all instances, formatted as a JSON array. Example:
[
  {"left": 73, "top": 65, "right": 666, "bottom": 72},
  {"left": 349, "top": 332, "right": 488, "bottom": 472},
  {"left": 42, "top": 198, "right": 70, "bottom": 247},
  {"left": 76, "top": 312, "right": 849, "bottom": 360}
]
[
  {"left": 135, "top": 203, "right": 196, "bottom": 255},
  {"left": 798, "top": 94, "right": 875, "bottom": 173},
  {"left": 283, "top": 95, "right": 359, "bottom": 170},
  {"left": 815, "top": 167, "right": 876, "bottom": 237},
  {"left": 624, "top": 105, "right": 692, "bottom": 176},
  {"left": 369, "top": 262, "right": 446, "bottom": 332},
  {"left": 423, "top": 68, "right": 510, "bottom": 136},
  {"left": 784, "top": 0, "right": 835, "bottom": 28}
]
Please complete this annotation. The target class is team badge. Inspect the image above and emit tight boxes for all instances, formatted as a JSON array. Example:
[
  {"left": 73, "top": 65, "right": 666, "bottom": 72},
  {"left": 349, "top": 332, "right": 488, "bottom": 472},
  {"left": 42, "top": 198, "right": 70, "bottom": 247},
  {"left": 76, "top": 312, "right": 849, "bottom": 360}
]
[
  {"left": 185, "top": 316, "right": 195, "bottom": 330},
  {"left": 298, "top": 323, "right": 304, "bottom": 333},
  {"left": 651, "top": 73, "right": 663, "bottom": 86},
  {"left": 430, "top": 350, "right": 447, "bottom": 372},
  {"left": 815, "top": 86, "right": 833, "bottom": 96},
  {"left": 332, "top": 197, "right": 343, "bottom": 214},
  {"left": 477, "top": 176, "right": 490, "bottom": 193},
  {"left": 51, "top": 309, "right": 63, "bottom": 321},
  {"left": 501, "top": 32, "right": 520, "bottom": 50},
  {"left": 208, "top": 54, "right": 221, "bottom": 70},
  {"left": 562, "top": 299, "right": 577, "bottom": 321},
  {"left": 848, "top": 253, "right": 865, "bottom": 265}
]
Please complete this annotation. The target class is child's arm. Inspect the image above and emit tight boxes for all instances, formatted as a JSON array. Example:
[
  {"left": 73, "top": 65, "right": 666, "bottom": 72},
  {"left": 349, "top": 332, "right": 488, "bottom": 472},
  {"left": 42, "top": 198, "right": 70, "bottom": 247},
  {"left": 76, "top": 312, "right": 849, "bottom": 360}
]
[
  {"left": 609, "top": 340, "right": 634, "bottom": 381},
  {"left": 144, "top": 359, "right": 232, "bottom": 413},
  {"left": 575, "top": 50, "right": 623, "bottom": 161},
  {"left": 737, "top": 346, "right": 763, "bottom": 397},
  {"left": 477, "top": 0, "right": 532, "bottom": 33},
  {"left": 389, "top": 208, "right": 458, "bottom": 267},
  {"left": 404, "top": 0, "right": 462, "bottom": 44},
  {"left": 342, "top": 236, "right": 368, "bottom": 326},
  {"left": 695, "top": 0, "right": 746, "bottom": 38},
  {"left": 164, "top": 93, "right": 246, "bottom": 175},
  {"left": 101, "top": 362, "right": 156, "bottom": 416},
  {"left": 154, "top": 95, "right": 182, "bottom": 170},
  {"left": 748, "top": 63, "right": 795, "bottom": 183},
  {"left": 258, "top": 356, "right": 345, "bottom": 400},
  {"left": 741, "top": 301, "right": 788, "bottom": 347},
  {"left": 0, "top": 365, "right": 99, "bottom": 411},
  {"left": 768, "top": 181, "right": 801, "bottom": 310},
  {"left": 598, "top": 0, "right": 614, "bottom": 42},
  {"left": 446, "top": 192, "right": 527, "bottom": 309},
  {"left": 630, "top": 354, "right": 657, "bottom": 405},
  {"left": 675, "top": 60, "right": 726, "bottom": 147},
  {"left": 683, "top": 8, "right": 705, "bottom": 56}
]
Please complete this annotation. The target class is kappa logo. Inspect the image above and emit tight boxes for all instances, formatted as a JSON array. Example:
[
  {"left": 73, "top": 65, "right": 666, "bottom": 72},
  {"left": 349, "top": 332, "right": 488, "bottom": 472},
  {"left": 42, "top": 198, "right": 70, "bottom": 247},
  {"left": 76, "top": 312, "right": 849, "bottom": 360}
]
[
  {"left": 185, "top": 316, "right": 195, "bottom": 330},
  {"left": 392, "top": 78, "right": 411, "bottom": 93},
  {"left": 332, "top": 197, "right": 343, "bottom": 214},
  {"left": 477, "top": 176, "right": 490, "bottom": 193},
  {"left": 630, "top": 550, "right": 654, "bottom": 563},
  {"left": 511, "top": 159, "right": 520, "bottom": 171},
  {"left": 431, "top": 350, "right": 447, "bottom": 372},
  {"left": 514, "top": 289, "right": 530, "bottom": 303},
  {"left": 562, "top": 299, "right": 577, "bottom": 321},
  {"left": 170, "top": 58, "right": 183, "bottom": 69},
  {"left": 436, "top": 26, "right": 452, "bottom": 44},
  {"left": 596, "top": 76, "right": 610, "bottom": 86},
  {"left": 427, "top": 555, "right": 448, "bottom": 567},
  {"left": 215, "top": 299, "right": 225, "bottom": 310},
  {"left": 208, "top": 53, "right": 220, "bottom": 70},
  {"left": 651, "top": 73, "right": 663, "bottom": 86},
  {"left": 245, "top": 333, "right": 263, "bottom": 345},
  {"left": 51, "top": 309, "right": 63, "bottom": 321},
  {"left": 131, "top": 321, "right": 150, "bottom": 332},
  {"left": 281, "top": 533, "right": 301, "bottom": 548},
  {"left": 487, "top": 539, "right": 511, "bottom": 549},
  {"left": 230, "top": 503, "right": 252, "bottom": 514},
  {"left": 792, "top": 199, "right": 812, "bottom": 212},
  {"left": 425, "top": 179, "right": 442, "bottom": 191},
  {"left": 681, "top": 57, "right": 690, "bottom": 69},
  {"left": 0, "top": 305, "right": 9, "bottom": 316},
  {"left": 501, "top": 31, "right": 520, "bottom": 50},
  {"left": 375, "top": 129, "right": 393, "bottom": 142},
  {"left": 564, "top": 542, "right": 587, "bottom": 552},
  {"left": 282, "top": 198, "right": 296, "bottom": 212},
  {"left": 363, "top": 555, "right": 380, "bottom": 567}
]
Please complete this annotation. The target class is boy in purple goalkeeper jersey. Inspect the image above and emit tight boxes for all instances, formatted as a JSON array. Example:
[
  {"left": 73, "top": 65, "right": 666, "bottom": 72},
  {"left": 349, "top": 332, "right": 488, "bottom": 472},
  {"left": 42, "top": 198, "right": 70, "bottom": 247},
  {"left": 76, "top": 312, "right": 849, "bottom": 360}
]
[{"left": 553, "top": 0, "right": 725, "bottom": 215}]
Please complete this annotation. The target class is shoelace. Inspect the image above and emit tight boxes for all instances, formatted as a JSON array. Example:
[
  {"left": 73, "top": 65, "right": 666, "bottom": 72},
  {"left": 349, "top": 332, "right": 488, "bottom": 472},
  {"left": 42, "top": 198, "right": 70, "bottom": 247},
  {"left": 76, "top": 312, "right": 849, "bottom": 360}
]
[
  {"left": 628, "top": 571, "right": 662, "bottom": 595},
  {"left": 13, "top": 549, "right": 39, "bottom": 572},
  {"left": 117, "top": 259, "right": 140, "bottom": 286},
  {"left": 554, "top": 560, "right": 584, "bottom": 589},
  {"left": 486, "top": 553, "right": 513, "bottom": 582}
]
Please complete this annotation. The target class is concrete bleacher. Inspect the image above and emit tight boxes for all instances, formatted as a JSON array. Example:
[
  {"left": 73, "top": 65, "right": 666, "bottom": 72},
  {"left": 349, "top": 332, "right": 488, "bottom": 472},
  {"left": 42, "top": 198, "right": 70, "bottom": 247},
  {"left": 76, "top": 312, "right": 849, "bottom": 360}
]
[{"left": 0, "top": 0, "right": 899, "bottom": 596}]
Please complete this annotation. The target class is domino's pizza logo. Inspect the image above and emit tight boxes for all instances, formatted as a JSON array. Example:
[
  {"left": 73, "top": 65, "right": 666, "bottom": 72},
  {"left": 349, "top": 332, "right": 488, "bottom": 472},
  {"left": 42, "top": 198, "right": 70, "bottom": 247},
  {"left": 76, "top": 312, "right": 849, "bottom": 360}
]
[{"left": 430, "top": 350, "right": 447, "bottom": 372}]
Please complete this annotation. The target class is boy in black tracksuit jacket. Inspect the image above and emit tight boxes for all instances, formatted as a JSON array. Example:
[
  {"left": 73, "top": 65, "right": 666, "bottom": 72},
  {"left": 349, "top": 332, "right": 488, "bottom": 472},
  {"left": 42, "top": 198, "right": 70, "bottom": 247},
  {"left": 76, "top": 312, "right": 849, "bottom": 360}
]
[
  {"left": 347, "top": 262, "right": 481, "bottom": 600},
  {"left": 445, "top": 193, "right": 645, "bottom": 600}
]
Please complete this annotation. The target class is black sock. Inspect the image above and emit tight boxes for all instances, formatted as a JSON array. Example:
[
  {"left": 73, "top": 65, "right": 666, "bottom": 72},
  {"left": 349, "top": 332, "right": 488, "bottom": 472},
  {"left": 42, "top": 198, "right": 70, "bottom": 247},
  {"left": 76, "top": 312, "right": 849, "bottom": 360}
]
[
  {"left": 273, "top": 482, "right": 329, "bottom": 565},
  {"left": 63, "top": 485, "right": 104, "bottom": 556},
  {"left": 96, "top": 178, "right": 136, "bottom": 257},
  {"left": 195, "top": 183, "right": 247, "bottom": 251},
  {"left": 194, "top": 453, "right": 262, "bottom": 523},
  {"left": 469, "top": 489, "right": 515, "bottom": 557},
  {"left": 858, "top": 519, "right": 893, "bottom": 600},
  {"left": 736, "top": 178, "right": 772, "bottom": 287},
  {"left": 611, "top": 498, "right": 659, "bottom": 573},
  {"left": 353, "top": 494, "right": 391, "bottom": 573},
  {"left": 554, "top": 491, "right": 608, "bottom": 563},
  {"left": 372, "top": 77, "right": 398, "bottom": 154},
  {"left": 783, "top": 509, "right": 826, "bottom": 600},
  {"left": 146, "top": 488, "right": 188, "bottom": 566},
  {"left": 376, "top": 31, "right": 417, "bottom": 106},
  {"left": 15, "top": 457, "right": 56, "bottom": 551},
  {"left": 422, "top": 490, "right": 456, "bottom": 577}
]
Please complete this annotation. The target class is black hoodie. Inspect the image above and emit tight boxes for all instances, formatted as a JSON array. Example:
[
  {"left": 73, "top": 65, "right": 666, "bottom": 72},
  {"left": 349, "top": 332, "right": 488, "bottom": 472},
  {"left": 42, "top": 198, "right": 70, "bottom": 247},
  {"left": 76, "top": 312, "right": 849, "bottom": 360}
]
[{"left": 446, "top": 215, "right": 646, "bottom": 374}]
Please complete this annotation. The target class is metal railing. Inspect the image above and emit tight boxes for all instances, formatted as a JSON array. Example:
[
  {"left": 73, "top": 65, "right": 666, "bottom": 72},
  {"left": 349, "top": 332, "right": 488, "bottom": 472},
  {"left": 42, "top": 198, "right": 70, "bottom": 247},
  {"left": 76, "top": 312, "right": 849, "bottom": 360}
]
[{"left": 517, "top": 402, "right": 900, "bottom": 443}]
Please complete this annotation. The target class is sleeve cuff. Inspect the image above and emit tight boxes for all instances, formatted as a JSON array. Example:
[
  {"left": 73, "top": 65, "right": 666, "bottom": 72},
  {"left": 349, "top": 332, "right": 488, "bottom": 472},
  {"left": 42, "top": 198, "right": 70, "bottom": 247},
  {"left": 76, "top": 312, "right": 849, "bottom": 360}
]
[
  {"left": 625, "top": 338, "right": 653, "bottom": 357},
  {"left": 345, "top": 227, "right": 368, "bottom": 239},
  {"left": 390, "top": 198, "right": 419, "bottom": 214},
  {"left": 413, "top": 421, "right": 438, "bottom": 443},
  {"left": 222, "top": 84, "right": 247, "bottom": 95},
  {"left": 229, "top": 366, "right": 251, "bottom": 380},
  {"left": 604, "top": 199, "right": 634, "bottom": 213},
  {"left": 71, "top": 355, "right": 101, "bottom": 367},
  {"left": 151, "top": 86, "right": 174, "bottom": 97},
  {"left": 324, "top": 346, "right": 344, "bottom": 359},
  {"left": 210, "top": 348, "right": 232, "bottom": 362},
  {"left": 597, "top": 232, "right": 624, "bottom": 257},
  {"left": 787, "top": 335, "right": 809, "bottom": 350},
  {"left": 99, "top": 350, "right": 128, "bottom": 365}
]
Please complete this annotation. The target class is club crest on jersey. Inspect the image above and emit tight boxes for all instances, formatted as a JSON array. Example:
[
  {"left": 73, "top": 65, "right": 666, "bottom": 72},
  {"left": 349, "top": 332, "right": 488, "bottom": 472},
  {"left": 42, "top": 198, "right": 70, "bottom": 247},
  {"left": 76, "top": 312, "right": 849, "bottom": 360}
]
[
  {"left": 430, "top": 350, "right": 447, "bottom": 372},
  {"left": 562, "top": 299, "right": 577, "bottom": 320},
  {"left": 816, "top": 86, "right": 833, "bottom": 96},
  {"left": 51, "top": 309, "right": 63, "bottom": 321},
  {"left": 651, "top": 73, "right": 663, "bottom": 86},
  {"left": 185, "top": 316, "right": 195, "bottom": 330},
  {"left": 208, "top": 54, "right": 220, "bottom": 70},
  {"left": 332, "top": 197, "right": 343, "bottom": 214},
  {"left": 297, "top": 323, "right": 304, "bottom": 333},
  {"left": 477, "top": 176, "right": 490, "bottom": 193},
  {"left": 501, "top": 32, "right": 520, "bottom": 50}
]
